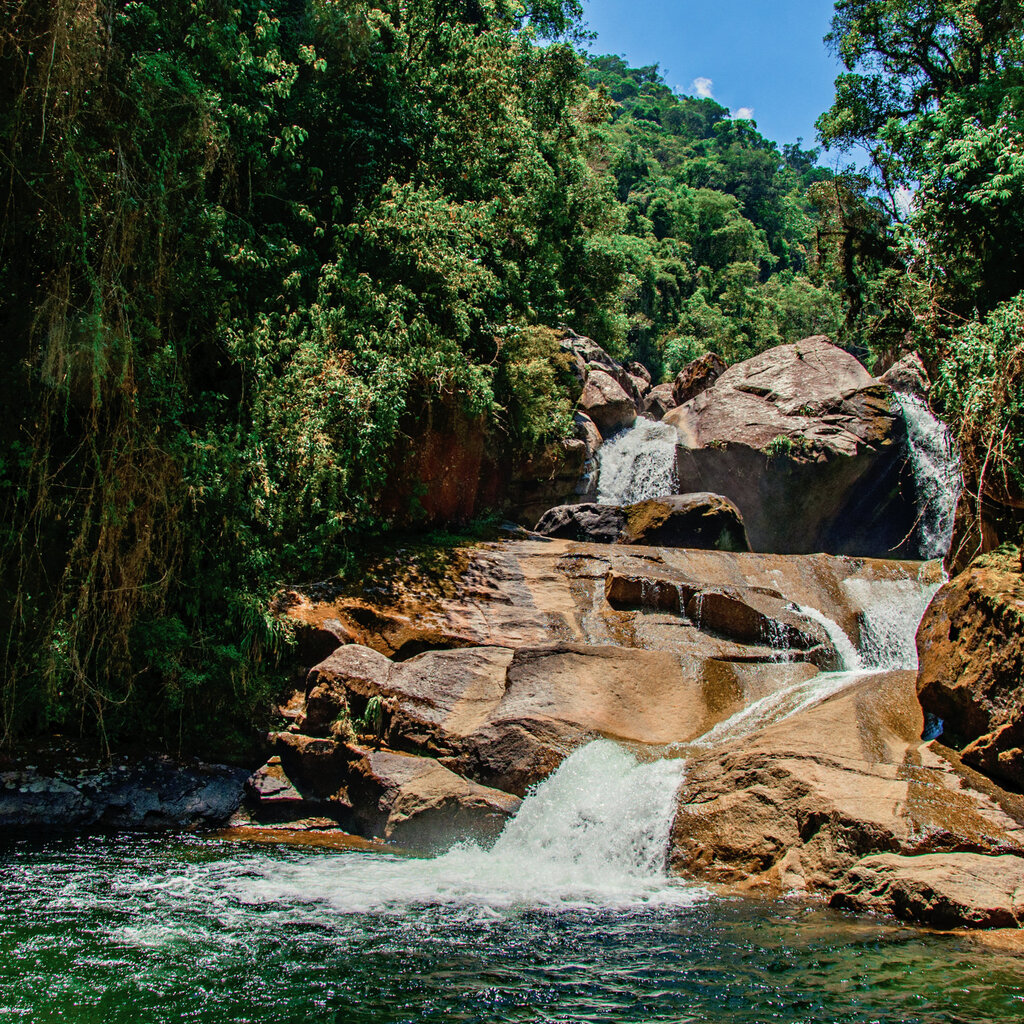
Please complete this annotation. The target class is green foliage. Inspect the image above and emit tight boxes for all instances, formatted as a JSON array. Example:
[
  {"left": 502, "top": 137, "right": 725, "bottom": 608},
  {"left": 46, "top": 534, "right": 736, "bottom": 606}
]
[
  {"left": 583, "top": 54, "right": 841, "bottom": 378},
  {"left": 817, "top": 0, "right": 1024, "bottom": 510},
  {"left": 0, "top": 1, "right": 929, "bottom": 754},
  {"left": 762, "top": 435, "right": 795, "bottom": 459},
  {"left": 0, "top": 0, "right": 614, "bottom": 752},
  {"left": 932, "top": 295, "right": 1024, "bottom": 501}
]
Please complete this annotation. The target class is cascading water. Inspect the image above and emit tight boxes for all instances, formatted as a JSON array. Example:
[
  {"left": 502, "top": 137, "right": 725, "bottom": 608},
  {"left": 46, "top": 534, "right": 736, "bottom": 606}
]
[
  {"left": 597, "top": 419, "right": 678, "bottom": 505},
  {"left": 188, "top": 740, "right": 695, "bottom": 916},
  {"left": 794, "top": 604, "right": 863, "bottom": 671},
  {"left": 842, "top": 575, "right": 941, "bottom": 670},
  {"left": 683, "top": 578, "right": 937, "bottom": 749},
  {"left": 896, "top": 392, "right": 961, "bottom": 559}
]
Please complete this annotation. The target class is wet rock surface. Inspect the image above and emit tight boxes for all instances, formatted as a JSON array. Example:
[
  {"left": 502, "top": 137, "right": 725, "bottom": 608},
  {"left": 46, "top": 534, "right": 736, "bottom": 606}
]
[
  {"left": 670, "top": 669, "right": 1024, "bottom": 918},
  {"left": 917, "top": 548, "right": 1024, "bottom": 791},
  {"left": 269, "top": 541, "right": 957, "bottom": 860},
  {"left": 0, "top": 758, "right": 249, "bottom": 830},
  {"left": 831, "top": 852, "right": 1024, "bottom": 929}
]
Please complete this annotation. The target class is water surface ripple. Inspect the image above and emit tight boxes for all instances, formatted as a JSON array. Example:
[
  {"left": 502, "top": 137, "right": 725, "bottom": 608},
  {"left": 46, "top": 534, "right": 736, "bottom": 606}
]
[{"left": 2, "top": 833, "right": 1024, "bottom": 1023}]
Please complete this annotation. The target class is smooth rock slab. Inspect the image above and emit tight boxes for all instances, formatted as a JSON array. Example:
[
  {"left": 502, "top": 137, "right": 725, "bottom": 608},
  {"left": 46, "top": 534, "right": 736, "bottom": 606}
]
[
  {"left": 831, "top": 853, "right": 1024, "bottom": 929},
  {"left": 345, "top": 746, "right": 521, "bottom": 851}
]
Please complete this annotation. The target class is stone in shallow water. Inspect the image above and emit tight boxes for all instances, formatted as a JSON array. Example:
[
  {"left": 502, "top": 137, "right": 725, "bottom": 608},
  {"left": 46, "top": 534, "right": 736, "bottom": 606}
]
[{"left": 831, "top": 852, "right": 1024, "bottom": 929}]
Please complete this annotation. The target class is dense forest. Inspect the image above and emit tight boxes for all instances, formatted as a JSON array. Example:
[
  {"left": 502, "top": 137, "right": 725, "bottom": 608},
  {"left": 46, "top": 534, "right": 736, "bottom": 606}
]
[{"left": 0, "top": 0, "right": 1021, "bottom": 754}]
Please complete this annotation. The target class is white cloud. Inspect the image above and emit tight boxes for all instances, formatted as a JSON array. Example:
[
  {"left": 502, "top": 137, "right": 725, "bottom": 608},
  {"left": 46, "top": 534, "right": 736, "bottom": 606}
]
[
  {"left": 691, "top": 77, "right": 715, "bottom": 99},
  {"left": 732, "top": 107, "right": 755, "bottom": 121}
]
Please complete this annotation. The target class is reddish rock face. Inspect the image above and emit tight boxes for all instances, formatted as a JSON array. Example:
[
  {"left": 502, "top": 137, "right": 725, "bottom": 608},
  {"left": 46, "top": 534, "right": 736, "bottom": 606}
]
[
  {"left": 664, "top": 336, "right": 918, "bottom": 557},
  {"left": 917, "top": 549, "right": 1024, "bottom": 790},
  {"left": 381, "top": 395, "right": 586, "bottom": 529}
]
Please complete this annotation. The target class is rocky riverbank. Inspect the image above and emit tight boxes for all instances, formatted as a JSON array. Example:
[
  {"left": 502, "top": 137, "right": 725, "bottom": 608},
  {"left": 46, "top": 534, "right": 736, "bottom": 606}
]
[{"left": 6, "top": 334, "right": 1020, "bottom": 937}]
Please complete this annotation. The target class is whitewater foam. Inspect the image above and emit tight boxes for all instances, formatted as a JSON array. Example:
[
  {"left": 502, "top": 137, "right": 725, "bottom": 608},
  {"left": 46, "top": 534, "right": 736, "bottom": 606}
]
[
  {"left": 896, "top": 392, "right": 961, "bottom": 559},
  {"left": 597, "top": 419, "right": 678, "bottom": 505}
]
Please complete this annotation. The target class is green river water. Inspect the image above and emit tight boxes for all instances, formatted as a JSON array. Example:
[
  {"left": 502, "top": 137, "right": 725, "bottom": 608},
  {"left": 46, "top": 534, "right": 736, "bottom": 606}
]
[{"left": 3, "top": 741, "right": 1023, "bottom": 1024}]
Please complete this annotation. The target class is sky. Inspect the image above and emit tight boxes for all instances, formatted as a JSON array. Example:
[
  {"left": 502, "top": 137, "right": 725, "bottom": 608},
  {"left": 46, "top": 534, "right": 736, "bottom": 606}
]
[{"left": 582, "top": 0, "right": 845, "bottom": 152}]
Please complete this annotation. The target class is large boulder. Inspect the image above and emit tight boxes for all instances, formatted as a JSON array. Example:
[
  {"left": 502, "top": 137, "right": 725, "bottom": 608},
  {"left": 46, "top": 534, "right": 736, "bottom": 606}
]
[
  {"left": 0, "top": 759, "right": 249, "bottom": 830},
  {"left": 345, "top": 746, "right": 521, "bottom": 850},
  {"left": 579, "top": 369, "right": 637, "bottom": 438},
  {"left": 670, "top": 670, "right": 1024, "bottom": 898},
  {"left": 534, "top": 493, "right": 748, "bottom": 552},
  {"left": 664, "top": 336, "right": 917, "bottom": 557},
  {"left": 831, "top": 852, "right": 1024, "bottom": 929},
  {"left": 642, "top": 382, "right": 678, "bottom": 421},
  {"left": 916, "top": 548, "right": 1024, "bottom": 791},
  {"left": 380, "top": 391, "right": 586, "bottom": 529},
  {"left": 534, "top": 503, "right": 627, "bottom": 543},
  {"left": 879, "top": 351, "right": 930, "bottom": 399}
]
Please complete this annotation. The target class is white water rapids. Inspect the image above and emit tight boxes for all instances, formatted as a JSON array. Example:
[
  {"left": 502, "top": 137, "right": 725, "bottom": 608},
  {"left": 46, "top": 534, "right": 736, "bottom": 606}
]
[
  {"left": 192, "top": 573, "right": 935, "bottom": 921},
  {"left": 597, "top": 419, "right": 678, "bottom": 505},
  {"left": 896, "top": 392, "right": 961, "bottom": 560}
]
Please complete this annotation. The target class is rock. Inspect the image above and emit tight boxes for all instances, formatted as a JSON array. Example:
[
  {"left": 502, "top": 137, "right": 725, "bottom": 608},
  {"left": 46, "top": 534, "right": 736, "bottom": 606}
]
[
  {"left": 572, "top": 411, "right": 604, "bottom": 500},
  {"left": 579, "top": 370, "right": 637, "bottom": 439},
  {"left": 831, "top": 853, "right": 1024, "bottom": 929},
  {"left": 534, "top": 493, "right": 748, "bottom": 552},
  {"left": 665, "top": 336, "right": 918, "bottom": 557},
  {"left": 507, "top": 438, "right": 588, "bottom": 527},
  {"left": 283, "top": 540, "right": 938, "bottom": 675},
  {"left": 534, "top": 503, "right": 627, "bottom": 543},
  {"left": 0, "top": 759, "right": 250, "bottom": 831},
  {"left": 879, "top": 351, "right": 930, "bottom": 399},
  {"left": 626, "top": 360, "right": 652, "bottom": 387},
  {"left": 673, "top": 352, "right": 726, "bottom": 406},
  {"left": 304, "top": 644, "right": 395, "bottom": 735},
  {"left": 628, "top": 373, "right": 651, "bottom": 399},
  {"left": 244, "top": 756, "right": 348, "bottom": 824},
  {"left": 642, "top": 382, "right": 678, "bottom": 421},
  {"left": 0, "top": 772, "right": 94, "bottom": 828},
  {"left": 670, "top": 670, "right": 1024, "bottom": 898},
  {"left": 622, "top": 494, "right": 748, "bottom": 550},
  {"left": 573, "top": 411, "right": 603, "bottom": 456},
  {"left": 916, "top": 548, "right": 1024, "bottom": 791},
  {"left": 345, "top": 746, "right": 521, "bottom": 850}
]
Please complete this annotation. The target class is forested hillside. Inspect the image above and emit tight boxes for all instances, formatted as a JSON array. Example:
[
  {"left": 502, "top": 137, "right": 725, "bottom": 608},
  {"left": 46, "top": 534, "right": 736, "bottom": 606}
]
[{"left": 0, "top": 0, "right": 1020, "bottom": 754}]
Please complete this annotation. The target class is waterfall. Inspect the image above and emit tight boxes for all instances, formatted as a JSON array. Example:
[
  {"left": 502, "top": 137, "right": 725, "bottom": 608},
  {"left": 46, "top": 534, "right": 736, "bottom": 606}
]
[
  {"left": 597, "top": 419, "right": 678, "bottom": 505},
  {"left": 842, "top": 576, "right": 941, "bottom": 670},
  {"left": 205, "top": 740, "right": 696, "bottom": 915},
  {"left": 684, "top": 575, "right": 937, "bottom": 749},
  {"left": 895, "top": 392, "right": 961, "bottom": 559},
  {"left": 794, "top": 605, "right": 863, "bottom": 671}
]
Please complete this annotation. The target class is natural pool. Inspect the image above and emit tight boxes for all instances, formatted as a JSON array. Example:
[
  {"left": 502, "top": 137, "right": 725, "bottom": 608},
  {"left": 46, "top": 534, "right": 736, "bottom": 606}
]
[
  {"left": 2, "top": 832, "right": 1024, "bottom": 1024},
  {"left": 3, "top": 822, "right": 1024, "bottom": 1022}
]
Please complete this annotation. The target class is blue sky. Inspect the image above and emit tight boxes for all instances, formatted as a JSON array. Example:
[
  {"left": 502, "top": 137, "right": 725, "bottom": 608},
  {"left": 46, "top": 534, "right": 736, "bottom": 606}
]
[{"left": 582, "top": 0, "right": 845, "bottom": 152}]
